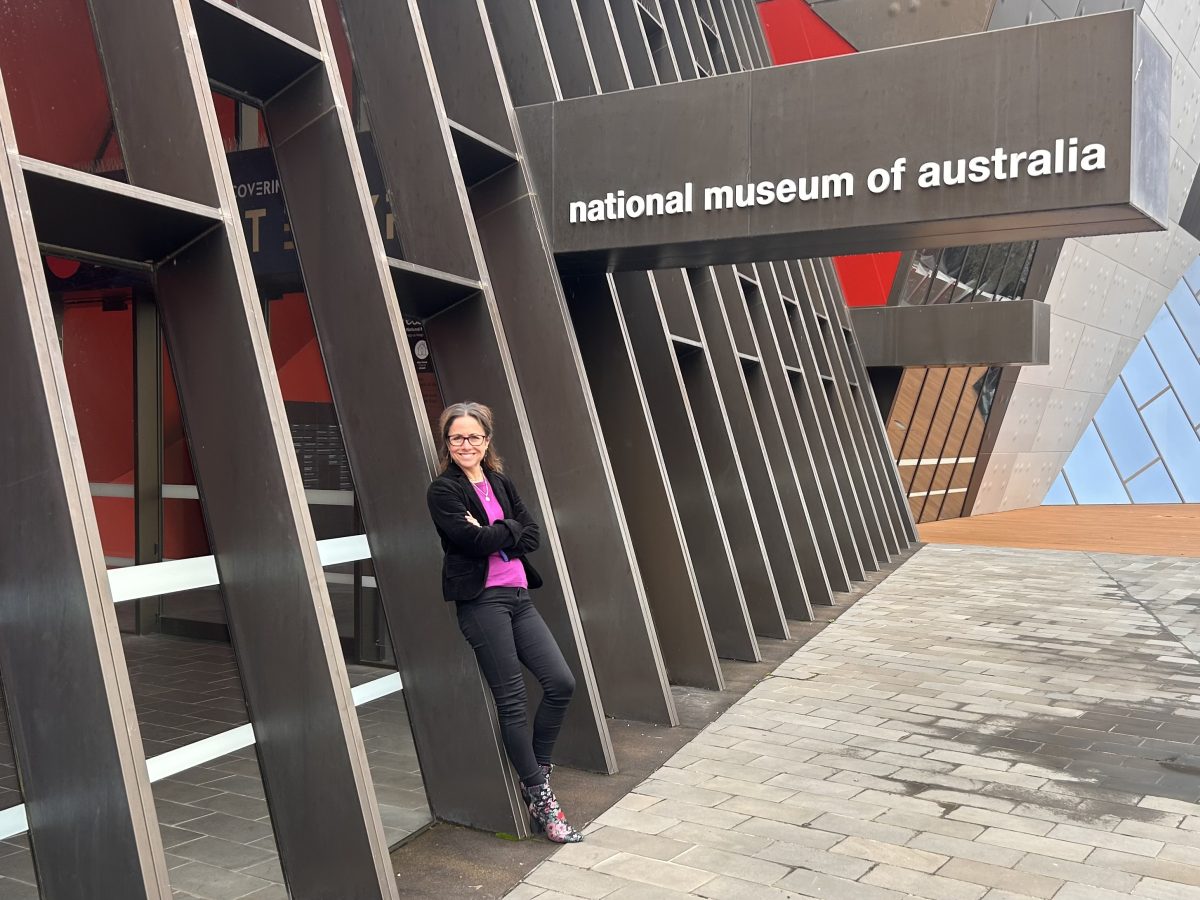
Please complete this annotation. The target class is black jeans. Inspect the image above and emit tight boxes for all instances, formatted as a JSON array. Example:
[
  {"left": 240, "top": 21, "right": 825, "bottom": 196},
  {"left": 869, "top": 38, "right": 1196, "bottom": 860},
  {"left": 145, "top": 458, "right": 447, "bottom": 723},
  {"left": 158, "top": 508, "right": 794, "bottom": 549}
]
[{"left": 456, "top": 587, "right": 575, "bottom": 788}]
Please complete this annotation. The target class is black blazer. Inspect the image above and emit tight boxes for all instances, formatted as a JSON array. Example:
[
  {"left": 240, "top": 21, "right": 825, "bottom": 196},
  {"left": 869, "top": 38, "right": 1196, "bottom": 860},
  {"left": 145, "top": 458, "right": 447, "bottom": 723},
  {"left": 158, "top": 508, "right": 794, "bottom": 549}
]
[{"left": 426, "top": 466, "right": 543, "bottom": 603}]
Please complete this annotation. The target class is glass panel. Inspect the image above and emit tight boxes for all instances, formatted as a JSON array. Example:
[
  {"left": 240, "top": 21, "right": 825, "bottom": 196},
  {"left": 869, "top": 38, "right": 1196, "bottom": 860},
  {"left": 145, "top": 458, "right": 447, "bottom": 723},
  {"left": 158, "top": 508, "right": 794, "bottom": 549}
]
[
  {"left": 1167, "top": 277, "right": 1200, "bottom": 356},
  {"left": 885, "top": 368, "right": 926, "bottom": 456},
  {"left": 1062, "top": 424, "right": 1129, "bottom": 504},
  {"left": 1043, "top": 473, "right": 1075, "bottom": 505},
  {"left": 1141, "top": 394, "right": 1200, "bottom": 502},
  {"left": 1182, "top": 254, "right": 1200, "bottom": 295},
  {"left": 1093, "top": 385, "right": 1157, "bottom": 479},
  {"left": 1126, "top": 461, "right": 1181, "bottom": 504},
  {"left": 1121, "top": 342, "right": 1168, "bottom": 407},
  {"left": 948, "top": 245, "right": 988, "bottom": 303},
  {"left": 1146, "top": 307, "right": 1200, "bottom": 427}
]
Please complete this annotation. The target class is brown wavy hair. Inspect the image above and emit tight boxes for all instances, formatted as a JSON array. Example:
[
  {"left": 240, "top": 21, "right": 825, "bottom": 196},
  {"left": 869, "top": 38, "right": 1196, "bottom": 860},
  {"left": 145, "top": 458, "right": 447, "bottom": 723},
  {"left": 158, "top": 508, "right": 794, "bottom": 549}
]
[{"left": 437, "top": 401, "right": 505, "bottom": 474}]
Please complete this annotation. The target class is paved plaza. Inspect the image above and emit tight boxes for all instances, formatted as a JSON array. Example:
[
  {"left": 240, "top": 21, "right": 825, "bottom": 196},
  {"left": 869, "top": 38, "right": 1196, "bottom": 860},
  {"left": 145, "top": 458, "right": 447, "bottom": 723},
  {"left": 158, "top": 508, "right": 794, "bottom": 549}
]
[{"left": 511, "top": 545, "right": 1200, "bottom": 900}]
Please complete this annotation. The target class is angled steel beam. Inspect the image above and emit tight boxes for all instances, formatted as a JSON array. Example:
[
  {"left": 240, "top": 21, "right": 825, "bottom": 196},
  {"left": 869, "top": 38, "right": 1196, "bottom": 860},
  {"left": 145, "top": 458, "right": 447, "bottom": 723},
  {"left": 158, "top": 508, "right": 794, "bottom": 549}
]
[
  {"left": 802, "top": 259, "right": 902, "bottom": 557},
  {"left": 721, "top": 265, "right": 834, "bottom": 606},
  {"left": 746, "top": 262, "right": 850, "bottom": 595},
  {"left": 612, "top": 271, "right": 760, "bottom": 661},
  {"left": 87, "top": 0, "right": 399, "bottom": 893},
  {"left": 765, "top": 266, "right": 868, "bottom": 584},
  {"left": 563, "top": 273, "right": 724, "bottom": 689},
  {"left": 695, "top": 267, "right": 811, "bottom": 622},
  {"left": 0, "top": 73, "right": 171, "bottom": 900}
]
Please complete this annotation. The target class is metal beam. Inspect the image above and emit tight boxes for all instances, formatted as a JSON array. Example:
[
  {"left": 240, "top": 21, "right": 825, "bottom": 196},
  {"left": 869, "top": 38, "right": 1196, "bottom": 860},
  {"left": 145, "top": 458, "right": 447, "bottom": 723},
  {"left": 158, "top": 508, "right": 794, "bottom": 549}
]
[
  {"left": 851, "top": 299, "right": 1053, "bottom": 368},
  {"left": 0, "top": 73, "right": 171, "bottom": 900},
  {"left": 88, "top": 0, "right": 399, "bottom": 893}
]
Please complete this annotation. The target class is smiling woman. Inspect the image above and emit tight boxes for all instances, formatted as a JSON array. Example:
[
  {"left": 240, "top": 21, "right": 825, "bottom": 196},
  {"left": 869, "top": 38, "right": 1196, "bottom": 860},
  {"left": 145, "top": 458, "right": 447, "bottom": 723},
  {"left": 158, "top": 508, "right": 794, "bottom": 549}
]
[{"left": 426, "top": 401, "right": 583, "bottom": 845}]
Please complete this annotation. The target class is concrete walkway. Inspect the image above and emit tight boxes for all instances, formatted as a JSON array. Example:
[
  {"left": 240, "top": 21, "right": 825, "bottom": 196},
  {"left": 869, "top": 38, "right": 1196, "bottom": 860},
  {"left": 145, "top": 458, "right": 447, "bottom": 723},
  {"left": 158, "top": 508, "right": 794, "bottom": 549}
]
[{"left": 510, "top": 545, "right": 1200, "bottom": 900}]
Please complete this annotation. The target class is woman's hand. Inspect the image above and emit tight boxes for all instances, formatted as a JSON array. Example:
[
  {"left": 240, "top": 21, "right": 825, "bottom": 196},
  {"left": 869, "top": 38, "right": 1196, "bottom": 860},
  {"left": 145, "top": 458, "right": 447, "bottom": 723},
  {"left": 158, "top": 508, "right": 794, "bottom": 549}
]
[{"left": 465, "top": 513, "right": 481, "bottom": 528}]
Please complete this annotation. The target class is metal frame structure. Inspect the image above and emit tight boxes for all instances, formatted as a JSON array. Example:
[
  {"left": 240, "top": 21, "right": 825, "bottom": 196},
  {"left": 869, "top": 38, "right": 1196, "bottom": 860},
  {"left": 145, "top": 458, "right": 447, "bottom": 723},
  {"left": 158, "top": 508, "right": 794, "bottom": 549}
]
[{"left": 18, "top": 0, "right": 1185, "bottom": 895}]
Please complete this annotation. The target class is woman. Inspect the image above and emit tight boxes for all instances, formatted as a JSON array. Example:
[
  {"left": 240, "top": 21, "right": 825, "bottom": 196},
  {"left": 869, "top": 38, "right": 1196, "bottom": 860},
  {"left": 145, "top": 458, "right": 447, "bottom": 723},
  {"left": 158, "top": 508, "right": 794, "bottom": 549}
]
[{"left": 426, "top": 401, "right": 583, "bottom": 844}]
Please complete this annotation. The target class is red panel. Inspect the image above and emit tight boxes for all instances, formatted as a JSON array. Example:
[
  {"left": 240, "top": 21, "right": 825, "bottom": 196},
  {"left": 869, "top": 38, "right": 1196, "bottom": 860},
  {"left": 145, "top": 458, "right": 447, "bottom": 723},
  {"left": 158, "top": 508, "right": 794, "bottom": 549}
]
[
  {"left": 270, "top": 292, "right": 334, "bottom": 404},
  {"left": 756, "top": 0, "right": 856, "bottom": 63},
  {"left": 0, "top": 0, "right": 122, "bottom": 171},
  {"left": 834, "top": 252, "right": 903, "bottom": 308}
]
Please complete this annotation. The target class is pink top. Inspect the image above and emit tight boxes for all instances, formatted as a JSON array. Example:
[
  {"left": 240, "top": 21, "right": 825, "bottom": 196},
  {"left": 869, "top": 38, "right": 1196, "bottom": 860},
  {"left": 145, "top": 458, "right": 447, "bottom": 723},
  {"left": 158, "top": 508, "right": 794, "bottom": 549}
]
[{"left": 473, "top": 478, "right": 529, "bottom": 589}]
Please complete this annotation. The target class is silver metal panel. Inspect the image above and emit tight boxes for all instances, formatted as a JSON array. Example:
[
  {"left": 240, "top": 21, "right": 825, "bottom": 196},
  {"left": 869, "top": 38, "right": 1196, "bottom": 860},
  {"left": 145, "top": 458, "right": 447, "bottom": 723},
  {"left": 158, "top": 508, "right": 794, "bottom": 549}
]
[
  {"left": 851, "top": 300, "right": 1053, "bottom": 368},
  {"left": 811, "top": 0, "right": 996, "bottom": 49}
]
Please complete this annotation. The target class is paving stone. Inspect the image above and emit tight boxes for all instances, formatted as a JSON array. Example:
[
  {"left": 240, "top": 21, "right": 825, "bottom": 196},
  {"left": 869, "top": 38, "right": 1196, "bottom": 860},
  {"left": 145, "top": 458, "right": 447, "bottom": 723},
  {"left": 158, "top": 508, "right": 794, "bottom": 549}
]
[
  {"left": 593, "top": 805, "right": 679, "bottom": 835},
  {"left": 526, "top": 861, "right": 626, "bottom": 899},
  {"left": 693, "top": 875, "right": 800, "bottom": 900},
  {"left": 860, "top": 863, "right": 989, "bottom": 899},
  {"left": 978, "top": 826, "right": 1093, "bottom": 861},
  {"left": 509, "top": 546, "right": 1200, "bottom": 900},
  {"left": 1133, "top": 877, "right": 1200, "bottom": 899},
  {"left": 1017, "top": 853, "right": 1139, "bottom": 892},
  {"left": 732, "top": 816, "right": 841, "bottom": 850},
  {"left": 807, "top": 812, "right": 915, "bottom": 845},
  {"left": 1049, "top": 822, "right": 1164, "bottom": 856},
  {"left": 592, "top": 852, "right": 716, "bottom": 892},
  {"left": 753, "top": 840, "right": 873, "bottom": 879},
  {"left": 1086, "top": 848, "right": 1200, "bottom": 886},
  {"left": 671, "top": 846, "right": 789, "bottom": 885},
  {"left": 946, "top": 806, "right": 1056, "bottom": 835},
  {"left": 875, "top": 809, "right": 986, "bottom": 839},
  {"left": 584, "top": 825, "right": 693, "bottom": 861},
  {"left": 660, "top": 821, "right": 770, "bottom": 856},
  {"left": 831, "top": 834, "right": 949, "bottom": 873},
  {"left": 634, "top": 780, "right": 733, "bottom": 808},
  {"left": 937, "top": 858, "right": 1064, "bottom": 898},
  {"left": 776, "top": 867, "right": 906, "bottom": 900}
]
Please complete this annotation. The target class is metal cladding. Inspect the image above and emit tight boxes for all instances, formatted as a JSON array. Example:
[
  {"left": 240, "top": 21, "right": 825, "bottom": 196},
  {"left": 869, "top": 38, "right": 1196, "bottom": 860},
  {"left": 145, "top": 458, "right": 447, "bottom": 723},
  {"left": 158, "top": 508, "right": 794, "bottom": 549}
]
[
  {"left": 0, "top": 0, "right": 1162, "bottom": 894},
  {"left": 852, "top": 300, "right": 1053, "bottom": 368},
  {"left": 521, "top": 11, "right": 1169, "bottom": 272}
]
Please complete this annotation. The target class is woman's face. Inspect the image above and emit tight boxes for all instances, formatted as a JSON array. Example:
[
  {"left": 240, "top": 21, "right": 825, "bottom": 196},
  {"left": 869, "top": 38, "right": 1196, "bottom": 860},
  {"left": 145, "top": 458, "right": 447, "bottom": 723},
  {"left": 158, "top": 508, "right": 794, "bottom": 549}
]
[{"left": 447, "top": 414, "right": 490, "bottom": 471}]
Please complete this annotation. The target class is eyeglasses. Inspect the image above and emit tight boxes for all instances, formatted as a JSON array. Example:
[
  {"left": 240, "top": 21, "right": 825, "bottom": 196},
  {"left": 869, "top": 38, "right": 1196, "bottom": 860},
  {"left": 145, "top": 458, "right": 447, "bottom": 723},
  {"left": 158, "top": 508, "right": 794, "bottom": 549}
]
[{"left": 447, "top": 433, "right": 487, "bottom": 448}]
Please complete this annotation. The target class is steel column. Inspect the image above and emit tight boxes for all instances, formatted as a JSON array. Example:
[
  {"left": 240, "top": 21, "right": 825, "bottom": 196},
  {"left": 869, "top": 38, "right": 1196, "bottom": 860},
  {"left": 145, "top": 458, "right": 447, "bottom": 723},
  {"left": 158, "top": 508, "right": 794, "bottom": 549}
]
[
  {"left": 87, "top": 0, "right": 399, "bottom": 893},
  {"left": 0, "top": 75, "right": 171, "bottom": 900}
]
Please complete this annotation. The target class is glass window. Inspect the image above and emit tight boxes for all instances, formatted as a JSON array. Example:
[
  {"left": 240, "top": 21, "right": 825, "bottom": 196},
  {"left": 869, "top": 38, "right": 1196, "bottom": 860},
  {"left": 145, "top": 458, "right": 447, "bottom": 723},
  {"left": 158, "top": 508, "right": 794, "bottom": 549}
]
[
  {"left": 1062, "top": 424, "right": 1129, "bottom": 504},
  {"left": 1141, "top": 394, "right": 1200, "bottom": 502},
  {"left": 1146, "top": 308, "right": 1200, "bottom": 427},
  {"left": 1093, "top": 385, "right": 1157, "bottom": 479},
  {"left": 1167, "top": 281, "right": 1200, "bottom": 356},
  {"left": 1126, "top": 461, "right": 1181, "bottom": 504},
  {"left": 1043, "top": 473, "right": 1075, "bottom": 505},
  {"left": 1182, "top": 254, "right": 1200, "bottom": 295},
  {"left": 1120, "top": 341, "right": 1168, "bottom": 406}
]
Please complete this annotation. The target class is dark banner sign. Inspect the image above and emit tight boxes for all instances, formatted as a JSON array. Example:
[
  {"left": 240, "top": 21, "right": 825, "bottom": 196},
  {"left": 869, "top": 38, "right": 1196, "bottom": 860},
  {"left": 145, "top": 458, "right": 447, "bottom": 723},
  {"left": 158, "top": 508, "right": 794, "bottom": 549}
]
[{"left": 519, "top": 12, "right": 1169, "bottom": 273}]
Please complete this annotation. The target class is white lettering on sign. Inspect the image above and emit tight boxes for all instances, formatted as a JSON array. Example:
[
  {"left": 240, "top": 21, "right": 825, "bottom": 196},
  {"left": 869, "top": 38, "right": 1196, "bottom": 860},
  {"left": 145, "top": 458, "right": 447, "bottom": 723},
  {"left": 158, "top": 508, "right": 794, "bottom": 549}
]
[{"left": 567, "top": 138, "right": 1107, "bottom": 225}]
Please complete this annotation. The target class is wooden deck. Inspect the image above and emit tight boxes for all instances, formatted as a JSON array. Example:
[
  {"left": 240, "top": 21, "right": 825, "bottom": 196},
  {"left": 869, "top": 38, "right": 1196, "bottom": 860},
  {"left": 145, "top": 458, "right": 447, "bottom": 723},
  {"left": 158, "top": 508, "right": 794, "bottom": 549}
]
[{"left": 918, "top": 504, "right": 1200, "bottom": 558}]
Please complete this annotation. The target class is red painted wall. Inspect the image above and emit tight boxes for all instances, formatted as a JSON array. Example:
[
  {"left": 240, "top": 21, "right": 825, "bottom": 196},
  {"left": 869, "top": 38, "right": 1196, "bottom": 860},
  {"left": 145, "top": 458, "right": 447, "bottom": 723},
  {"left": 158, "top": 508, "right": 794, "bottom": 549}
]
[{"left": 756, "top": 0, "right": 901, "bottom": 308}]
